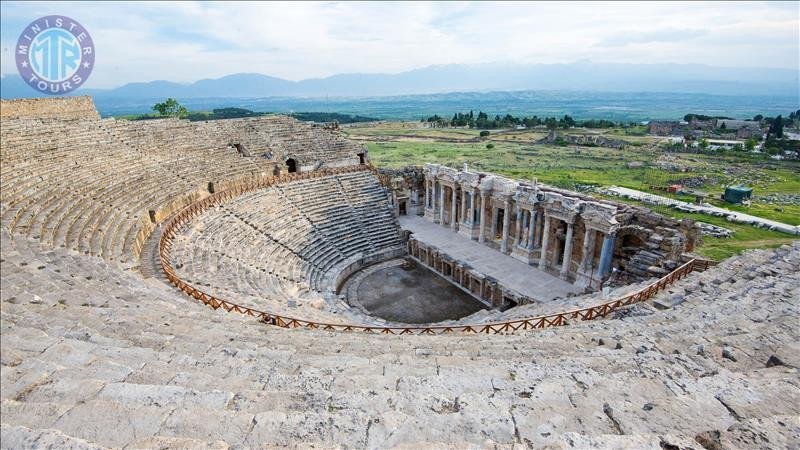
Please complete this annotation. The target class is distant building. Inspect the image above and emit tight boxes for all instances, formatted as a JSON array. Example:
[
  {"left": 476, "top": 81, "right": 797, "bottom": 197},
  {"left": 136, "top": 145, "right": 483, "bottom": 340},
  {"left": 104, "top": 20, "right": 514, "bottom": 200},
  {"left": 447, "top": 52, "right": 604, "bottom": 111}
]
[
  {"left": 647, "top": 121, "right": 682, "bottom": 136},
  {"left": 714, "top": 119, "right": 763, "bottom": 138},
  {"left": 700, "top": 139, "right": 744, "bottom": 150},
  {"left": 689, "top": 117, "right": 715, "bottom": 130},
  {"left": 714, "top": 119, "right": 760, "bottom": 130}
]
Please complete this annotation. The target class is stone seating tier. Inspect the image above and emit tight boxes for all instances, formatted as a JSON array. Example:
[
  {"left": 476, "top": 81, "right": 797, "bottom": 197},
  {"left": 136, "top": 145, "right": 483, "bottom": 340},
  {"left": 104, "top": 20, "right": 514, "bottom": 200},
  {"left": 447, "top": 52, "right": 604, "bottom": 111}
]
[
  {"left": 0, "top": 115, "right": 361, "bottom": 268},
  {"left": 167, "top": 171, "right": 404, "bottom": 323},
  {"left": 2, "top": 228, "right": 798, "bottom": 448}
]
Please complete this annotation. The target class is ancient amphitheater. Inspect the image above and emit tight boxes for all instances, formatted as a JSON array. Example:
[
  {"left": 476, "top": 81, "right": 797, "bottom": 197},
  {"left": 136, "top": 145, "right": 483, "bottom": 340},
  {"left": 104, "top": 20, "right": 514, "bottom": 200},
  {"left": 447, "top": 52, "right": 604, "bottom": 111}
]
[{"left": 1, "top": 97, "right": 798, "bottom": 449}]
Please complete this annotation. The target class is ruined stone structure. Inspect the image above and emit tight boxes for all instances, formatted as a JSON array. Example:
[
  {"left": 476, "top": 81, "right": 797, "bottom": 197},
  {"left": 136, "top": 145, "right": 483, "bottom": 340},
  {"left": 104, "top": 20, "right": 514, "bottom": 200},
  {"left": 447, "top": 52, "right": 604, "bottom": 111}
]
[
  {"left": 0, "top": 98, "right": 368, "bottom": 268},
  {"left": 0, "top": 96, "right": 100, "bottom": 121},
  {"left": 647, "top": 120, "right": 683, "bottom": 136},
  {"left": 545, "top": 130, "right": 627, "bottom": 149},
  {"left": 419, "top": 164, "right": 697, "bottom": 288},
  {"left": 1, "top": 97, "right": 797, "bottom": 448}
]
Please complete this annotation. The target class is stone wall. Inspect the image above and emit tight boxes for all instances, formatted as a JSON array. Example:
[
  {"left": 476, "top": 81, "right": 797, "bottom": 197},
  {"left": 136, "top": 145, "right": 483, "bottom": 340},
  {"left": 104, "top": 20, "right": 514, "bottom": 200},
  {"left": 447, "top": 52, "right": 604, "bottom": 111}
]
[
  {"left": 407, "top": 237, "right": 535, "bottom": 309},
  {"left": 378, "top": 166, "right": 426, "bottom": 217},
  {"left": 407, "top": 163, "right": 700, "bottom": 289},
  {"left": 0, "top": 96, "right": 100, "bottom": 120}
]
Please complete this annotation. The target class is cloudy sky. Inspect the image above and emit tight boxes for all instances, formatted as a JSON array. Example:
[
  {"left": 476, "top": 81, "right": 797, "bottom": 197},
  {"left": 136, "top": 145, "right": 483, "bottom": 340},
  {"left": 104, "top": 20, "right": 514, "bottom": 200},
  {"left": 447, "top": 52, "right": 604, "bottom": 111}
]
[{"left": 1, "top": 1, "right": 798, "bottom": 88}]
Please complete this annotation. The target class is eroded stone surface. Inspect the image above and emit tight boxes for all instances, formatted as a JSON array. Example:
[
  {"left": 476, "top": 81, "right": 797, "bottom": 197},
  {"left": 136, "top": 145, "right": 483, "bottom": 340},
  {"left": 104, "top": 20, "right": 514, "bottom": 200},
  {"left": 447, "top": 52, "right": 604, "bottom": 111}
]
[{"left": 2, "top": 230, "right": 798, "bottom": 448}]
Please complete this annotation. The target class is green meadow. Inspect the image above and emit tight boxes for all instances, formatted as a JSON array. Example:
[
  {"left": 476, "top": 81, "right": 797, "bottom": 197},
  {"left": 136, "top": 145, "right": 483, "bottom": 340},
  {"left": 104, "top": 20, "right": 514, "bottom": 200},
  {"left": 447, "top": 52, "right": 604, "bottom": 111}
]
[{"left": 345, "top": 123, "right": 800, "bottom": 261}]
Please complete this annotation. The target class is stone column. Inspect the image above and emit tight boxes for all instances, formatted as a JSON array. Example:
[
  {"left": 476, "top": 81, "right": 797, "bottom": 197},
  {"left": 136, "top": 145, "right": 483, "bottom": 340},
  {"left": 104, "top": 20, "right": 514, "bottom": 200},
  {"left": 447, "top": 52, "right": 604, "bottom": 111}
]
[
  {"left": 560, "top": 222, "right": 575, "bottom": 280},
  {"left": 468, "top": 192, "right": 474, "bottom": 224},
  {"left": 439, "top": 184, "right": 446, "bottom": 226},
  {"left": 513, "top": 208, "right": 522, "bottom": 247},
  {"left": 538, "top": 215, "right": 551, "bottom": 269},
  {"left": 424, "top": 180, "right": 430, "bottom": 208},
  {"left": 478, "top": 192, "right": 487, "bottom": 243},
  {"left": 578, "top": 227, "right": 597, "bottom": 273},
  {"left": 501, "top": 199, "right": 511, "bottom": 253},
  {"left": 527, "top": 210, "right": 536, "bottom": 250},
  {"left": 451, "top": 187, "right": 458, "bottom": 230},
  {"left": 597, "top": 233, "right": 616, "bottom": 279},
  {"left": 534, "top": 211, "right": 543, "bottom": 249},
  {"left": 460, "top": 189, "right": 467, "bottom": 224},
  {"left": 490, "top": 206, "right": 498, "bottom": 238}
]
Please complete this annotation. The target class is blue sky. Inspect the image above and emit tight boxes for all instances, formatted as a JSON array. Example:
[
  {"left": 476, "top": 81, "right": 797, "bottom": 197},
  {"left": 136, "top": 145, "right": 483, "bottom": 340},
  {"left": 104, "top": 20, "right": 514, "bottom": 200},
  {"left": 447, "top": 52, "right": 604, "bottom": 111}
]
[{"left": 1, "top": 1, "right": 798, "bottom": 89}]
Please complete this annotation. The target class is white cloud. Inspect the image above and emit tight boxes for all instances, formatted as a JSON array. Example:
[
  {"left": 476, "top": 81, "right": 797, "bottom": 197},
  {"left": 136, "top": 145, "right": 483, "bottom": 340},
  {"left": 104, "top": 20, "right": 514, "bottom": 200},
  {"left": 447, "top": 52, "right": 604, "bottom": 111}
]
[{"left": 1, "top": 1, "right": 797, "bottom": 88}]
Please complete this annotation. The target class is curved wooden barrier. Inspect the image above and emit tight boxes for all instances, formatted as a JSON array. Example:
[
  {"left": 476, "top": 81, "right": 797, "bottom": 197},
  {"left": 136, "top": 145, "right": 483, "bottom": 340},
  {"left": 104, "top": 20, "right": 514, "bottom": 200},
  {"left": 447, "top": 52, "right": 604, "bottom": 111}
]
[{"left": 159, "top": 165, "right": 715, "bottom": 335}]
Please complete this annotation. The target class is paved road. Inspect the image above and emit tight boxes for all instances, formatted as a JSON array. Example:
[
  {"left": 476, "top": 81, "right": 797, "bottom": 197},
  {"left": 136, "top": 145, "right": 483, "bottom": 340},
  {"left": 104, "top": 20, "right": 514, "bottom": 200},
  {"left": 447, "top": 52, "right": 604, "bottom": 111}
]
[
  {"left": 399, "top": 216, "right": 580, "bottom": 302},
  {"left": 606, "top": 186, "right": 800, "bottom": 235}
]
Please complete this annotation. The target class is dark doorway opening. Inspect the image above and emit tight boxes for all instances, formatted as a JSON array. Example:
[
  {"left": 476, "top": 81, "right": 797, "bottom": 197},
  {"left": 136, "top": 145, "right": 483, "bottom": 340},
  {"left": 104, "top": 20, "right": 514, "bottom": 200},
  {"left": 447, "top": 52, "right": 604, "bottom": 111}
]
[
  {"left": 286, "top": 158, "right": 297, "bottom": 173},
  {"left": 357, "top": 153, "right": 365, "bottom": 165},
  {"left": 500, "top": 296, "right": 518, "bottom": 312},
  {"left": 399, "top": 200, "right": 407, "bottom": 216},
  {"left": 556, "top": 238, "right": 565, "bottom": 265},
  {"left": 495, "top": 209, "right": 505, "bottom": 239}
]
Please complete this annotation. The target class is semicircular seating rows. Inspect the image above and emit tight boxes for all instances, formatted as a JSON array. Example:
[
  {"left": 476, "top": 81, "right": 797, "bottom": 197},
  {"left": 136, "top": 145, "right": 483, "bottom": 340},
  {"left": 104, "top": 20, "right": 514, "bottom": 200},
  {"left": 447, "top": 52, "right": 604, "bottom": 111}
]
[
  {"left": 167, "top": 169, "right": 404, "bottom": 323},
  {"left": 0, "top": 115, "right": 364, "bottom": 269},
  {"left": 2, "top": 107, "right": 798, "bottom": 446},
  {"left": 2, "top": 226, "right": 798, "bottom": 448}
]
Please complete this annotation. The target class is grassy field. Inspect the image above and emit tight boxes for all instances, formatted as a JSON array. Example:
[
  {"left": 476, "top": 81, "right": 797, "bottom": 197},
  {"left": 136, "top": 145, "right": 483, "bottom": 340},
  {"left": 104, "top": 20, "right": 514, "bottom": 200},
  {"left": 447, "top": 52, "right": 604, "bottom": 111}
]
[{"left": 344, "top": 122, "right": 799, "bottom": 260}]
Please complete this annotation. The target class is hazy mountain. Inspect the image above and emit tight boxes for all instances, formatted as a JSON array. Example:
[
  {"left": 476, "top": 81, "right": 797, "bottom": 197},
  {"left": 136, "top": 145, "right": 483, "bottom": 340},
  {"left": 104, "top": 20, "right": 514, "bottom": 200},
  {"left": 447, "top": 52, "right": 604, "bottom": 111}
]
[{"left": 2, "top": 62, "right": 798, "bottom": 100}]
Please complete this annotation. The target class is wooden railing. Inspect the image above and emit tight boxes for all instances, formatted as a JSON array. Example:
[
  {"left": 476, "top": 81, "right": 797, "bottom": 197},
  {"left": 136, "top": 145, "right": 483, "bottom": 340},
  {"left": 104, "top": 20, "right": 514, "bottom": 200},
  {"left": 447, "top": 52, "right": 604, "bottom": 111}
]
[{"left": 159, "top": 166, "right": 715, "bottom": 335}]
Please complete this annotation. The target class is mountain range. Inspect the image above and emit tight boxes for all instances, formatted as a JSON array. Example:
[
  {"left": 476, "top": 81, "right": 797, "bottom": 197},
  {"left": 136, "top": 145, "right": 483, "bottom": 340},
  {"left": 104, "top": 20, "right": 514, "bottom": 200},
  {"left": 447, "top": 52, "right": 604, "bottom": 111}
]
[{"left": 2, "top": 62, "right": 798, "bottom": 100}]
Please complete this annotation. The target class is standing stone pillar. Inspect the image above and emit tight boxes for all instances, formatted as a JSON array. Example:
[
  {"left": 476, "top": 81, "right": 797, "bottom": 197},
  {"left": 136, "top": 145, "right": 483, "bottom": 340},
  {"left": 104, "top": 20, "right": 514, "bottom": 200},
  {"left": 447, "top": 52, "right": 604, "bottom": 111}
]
[
  {"left": 560, "top": 222, "right": 575, "bottom": 279},
  {"left": 490, "top": 207, "right": 498, "bottom": 238},
  {"left": 579, "top": 226, "right": 596, "bottom": 273},
  {"left": 534, "top": 211, "right": 544, "bottom": 249},
  {"left": 527, "top": 210, "right": 536, "bottom": 250},
  {"left": 478, "top": 192, "right": 487, "bottom": 243},
  {"left": 424, "top": 180, "right": 430, "bottom": 208},
  {"left": 501, "top": 199, "right": 511, "bottom": 253},
  {"left": 513, "top": 208, "right": 522, "bottom": 247},
  {"left": 538, "top": 215, "right": 551, "bottom": 269},
  {"left": 451, "top": 187, "right": 458, "bottom": 230},
  {"left": 597, "top": 233, "right": 616, "bottom": 279},
  {"left": 460, "top": 189, "right": 467, "bottom": 224},
  {"left": 432, "top": 180, "right": 437, "bottom": 207},
  {"left": 468, "top": 192, "right": 474, "bottom": 224},
  {"left": 439, "top": 184, "right": 446, "bottom": 226}
]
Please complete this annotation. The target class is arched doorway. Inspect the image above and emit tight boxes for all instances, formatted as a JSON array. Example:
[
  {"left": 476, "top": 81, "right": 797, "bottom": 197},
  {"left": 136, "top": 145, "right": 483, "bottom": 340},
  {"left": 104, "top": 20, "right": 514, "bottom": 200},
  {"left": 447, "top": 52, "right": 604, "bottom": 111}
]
[{"left": 286, "top": 158, "right": 297, "bottom": 173}]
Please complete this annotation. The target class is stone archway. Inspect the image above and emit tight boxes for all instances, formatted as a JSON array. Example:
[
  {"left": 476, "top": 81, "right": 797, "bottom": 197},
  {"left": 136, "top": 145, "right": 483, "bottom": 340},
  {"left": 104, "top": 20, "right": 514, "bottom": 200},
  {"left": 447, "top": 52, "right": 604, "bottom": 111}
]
[
  {"left": 286, "top": 158, "right": 297, "bottom": 173},
  {"left": 613, "top": 225, "right": 650, "bottom": 269}
]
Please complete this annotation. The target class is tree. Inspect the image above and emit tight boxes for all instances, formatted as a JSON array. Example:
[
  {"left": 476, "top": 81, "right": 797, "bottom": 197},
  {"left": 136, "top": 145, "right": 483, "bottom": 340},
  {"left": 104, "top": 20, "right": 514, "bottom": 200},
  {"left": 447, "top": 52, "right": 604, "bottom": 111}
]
[
  {"left": 745, "top": 138, "right": 757, "bottom": 151},
  {"left": 698, "top": 138, "right": 709, "bottom": 152},
  {"left": 486, "top": 143, "right": 494, "bottom": 150},
  {"left": 479, "top": 130, "right": 490, "bottom": 137},
  {"left": 732, "top": 143, "right": 744, "bottom": 152},
  {"left": 152, "top": 98, "right": 188, "bottom": 118},
  {"left": 769, "top": 115, "right": 784, "bottom": 138}
]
